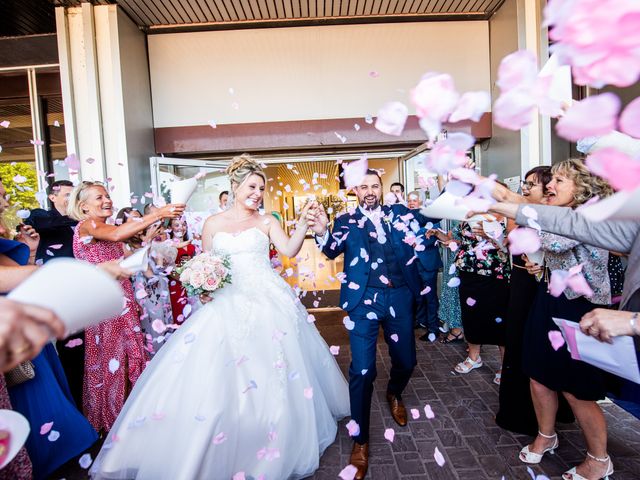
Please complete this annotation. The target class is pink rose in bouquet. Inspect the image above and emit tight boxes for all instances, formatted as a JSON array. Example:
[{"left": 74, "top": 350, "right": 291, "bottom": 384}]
[{"left": 176, "top": 252, "right": 231, "bottom": 299}]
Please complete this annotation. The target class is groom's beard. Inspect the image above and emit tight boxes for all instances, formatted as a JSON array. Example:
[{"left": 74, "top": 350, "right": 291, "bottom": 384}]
[{"left": 359, "top": 196, "right": 381, "bottom": 211}]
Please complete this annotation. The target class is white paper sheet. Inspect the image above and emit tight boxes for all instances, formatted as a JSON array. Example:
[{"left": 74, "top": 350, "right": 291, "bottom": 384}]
[
  {"left": 0, "top": 410, "right": 30, "bottom": 469},
  {"left": 577, "top": 187, "right": 640, "bottom": 221},
  {"left": 8, "top": 258, "right": 125, "bottom": 334},
  {"left": 421, "top": 191, "right": 494, "bottom": 222},
  {"left": 539, "top": 53, "right": 573, "bottom": 107},
  {"left": 119, "top": 246, "right": 150, "bottom": 273},
  {"left": 553, "top": 317, "right": 640, "bottom": 384},
  {"left": 170, "top": 177, "right": 197, "bottom": 204}
]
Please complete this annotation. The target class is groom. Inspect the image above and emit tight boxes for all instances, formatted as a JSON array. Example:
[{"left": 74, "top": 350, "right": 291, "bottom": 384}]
[{"left": 308, "top": 169, "right": 437, "bottom": 479}]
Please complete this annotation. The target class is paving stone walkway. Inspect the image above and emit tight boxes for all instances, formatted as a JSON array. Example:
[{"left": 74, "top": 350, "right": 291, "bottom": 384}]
[{"left": 311, "top": 310, "right": 640, "bottom": 480}]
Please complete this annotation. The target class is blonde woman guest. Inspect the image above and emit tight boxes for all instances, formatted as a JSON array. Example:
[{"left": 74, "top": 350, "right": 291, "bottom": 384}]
[
  {"left": 68, "top": 182, "right": 184, "bottom": 432},
  {"left": 488, "top": 160, "right": 615, "bottom": 480}
]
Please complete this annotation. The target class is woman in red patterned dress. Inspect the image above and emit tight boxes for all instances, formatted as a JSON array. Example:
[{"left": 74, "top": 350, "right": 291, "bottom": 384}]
[
  {"left": 168, "top": 217, "right": 196, "bottom": 324},
  {"left": 67, "top": 182, "right": 184, "bottom": 432}
]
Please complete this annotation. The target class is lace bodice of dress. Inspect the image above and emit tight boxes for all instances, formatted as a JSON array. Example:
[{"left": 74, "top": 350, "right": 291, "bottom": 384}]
[{"left": 210, "top": 227, "right": 274, "bottom": 288}]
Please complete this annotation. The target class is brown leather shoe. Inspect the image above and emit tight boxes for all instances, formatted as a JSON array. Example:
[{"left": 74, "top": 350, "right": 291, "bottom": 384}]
[
  {"left": 349, "top": 442, "right": 369, "bottom": 480},
  {"left": 386, "top": 392, "right": 408, "bottom": 426}
]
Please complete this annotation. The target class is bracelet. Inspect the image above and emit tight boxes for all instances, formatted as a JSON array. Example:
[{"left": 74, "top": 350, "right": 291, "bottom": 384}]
[{"left": 631, "top": 312, "right": 640, "bottom": 336}]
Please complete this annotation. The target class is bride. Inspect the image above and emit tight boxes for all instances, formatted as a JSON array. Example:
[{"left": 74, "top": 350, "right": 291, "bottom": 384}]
[{"left": 91, "top": 155, "right": 350, "bottom": 479}]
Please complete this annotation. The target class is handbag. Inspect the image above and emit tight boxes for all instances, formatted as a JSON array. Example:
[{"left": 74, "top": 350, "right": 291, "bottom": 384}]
[{"left": 5, "top": 360, "right": 35, "bottom": 387}]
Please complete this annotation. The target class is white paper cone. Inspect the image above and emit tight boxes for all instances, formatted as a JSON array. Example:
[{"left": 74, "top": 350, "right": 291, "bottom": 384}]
[
  {"left": 119, "top": 246, "right": 149, "bottom": 273},
  {"left": 421, "top": 191, "right": 494, "bottom": 222},
  {"left": 524, "top": 250, "right": 544, "bottom": 266},
  {"left": 0, "top": 410, "right": 30, "bottom": 469},
  {"left": 170, "top": 177, "right": 197, "bottom": 204},
  {"left": 8, "top": 258, "right": 124, "bottom": 334}
]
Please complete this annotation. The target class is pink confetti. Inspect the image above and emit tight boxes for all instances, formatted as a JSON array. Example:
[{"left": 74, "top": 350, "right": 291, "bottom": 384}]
[
  {"left": 620, "top": 96, "right": 640, "bottom": 139},
  {"left": 374, "top": 101, "right": 409, "bottom": 136},
  {"left": 447, "top": 277, "right": 460, "bottom": 288},
  {"left": 108, "top": 358, "right": 120, "bottom": 373},
  {"left": 213, "top": 432, "right": 227, "bottom": 445},
  {"left": 585, "top": 147, "right": 640, "bottom": 191},
  {"left": 348, "top": 281, "right": 360, "bottom": 290},
  {"left": 232, "top": 473, "right": 246, "bottom": 480},
  {"left": 449, "top": 91, "right": 491, "bottom": 123},
  {"left": 508, "top": 227, "right": 541, "bottom": 255},
  {"left": 384, "top": 428, "right": 395, "bottom": 442},
  {"left": 369, "top": 71, "right": 380, "bottom": 78},
  {"left": 434, "top": 446, "right": 446, "bottom": 466},
  {"left": 390, "top": 334, "right": 399, "bottom": 342},
  {"left": 420, "top": 286, "right": 432, "bottom": 295},
  {"left": 307, "top": 314, "right": 316, "bottom": 323},
  {"left": 548, "top": 330, "right": 565, "bottom": 351},
  {"left": 466, "top": 297, "right": 476, "bottom": 307},
  {"left": 48, "top": 430, "right": 60, "bottom": 442},
  {"left": 338, "top": 465, "right": 358, "bottom": 480},
  {"left": 78, "top": 453, "right": 92, "bottom": 469},
  {"left": 410, "top": 409, "right": 420, "bottom": 420},
  {"left": 12, "top": 174, "right": 27, "bottom": 184},
  {"left": 549, "top": 265, "right": 594, "bottom": 298},
  {"left": 342, "top": 154, "right": 369, "bottom": 189},
  {"left": 40, "top": 422, "right": 54, "bottom": 435},
  {"left": 65, "top": 338, "right": 83, "bottom": 348},
  {"left": 151, "top": 319, "right": 166, "bottom": 334},
  {"left": 330, "top": 345, "right": 340, "bottom": 355},
  {"left": 346, "top": 419, "right": 360, "bottom": 436},
  {"left": 545, "top": 0, "right": 640, "bottom": 88},
  {"left": 411, "top": 72, "right": 460, "bottom": 140},
  {"left": 0, "top": 120, "right": 9, "bottom": 128},
  {"left": 427, "top": 133, "right": 475, "bottom": 175},
  {"left": 304, "top": 387, "right": 313, "bottom": 399},
  {"left": 556, "top": 93, "right": 620, "bottom": 141},
  {"left": 30, "top": 139, "right": 44, "bottom": 146},
  {"left": 343, "top": 316, "right": 355, "bottom": 330},
  {"left": 424, "top": 404, "right": 435, "bottom": 419}
]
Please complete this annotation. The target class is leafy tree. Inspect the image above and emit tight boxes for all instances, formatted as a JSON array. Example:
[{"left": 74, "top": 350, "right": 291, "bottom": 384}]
[{"left": 0, "top": 162, "right": 39, "bottom": 209}]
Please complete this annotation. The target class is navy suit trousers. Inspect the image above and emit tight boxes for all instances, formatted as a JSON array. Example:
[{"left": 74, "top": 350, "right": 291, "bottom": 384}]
[
  {"left": 415, "top": 269, "right": 440, "bottom": 332},
  {"left": 347, "top": 285, "right": 416, "bottom": 443}
]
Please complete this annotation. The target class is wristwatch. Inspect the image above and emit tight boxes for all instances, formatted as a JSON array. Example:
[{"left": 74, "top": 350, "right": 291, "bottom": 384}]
[{"left": 631, "top": 312, "right": 640, "bottom": 336}]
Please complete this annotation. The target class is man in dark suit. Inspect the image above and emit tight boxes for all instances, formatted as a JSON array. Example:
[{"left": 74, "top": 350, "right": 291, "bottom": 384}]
[
  {"left": 25, "top": 179, "right": 76, "bottom": 263},
  {"left": 407, "top": 191, "right": 443, "bottom": 341},
  {"left": 309, "top": 170, "right": 437, "bottom": 479}
]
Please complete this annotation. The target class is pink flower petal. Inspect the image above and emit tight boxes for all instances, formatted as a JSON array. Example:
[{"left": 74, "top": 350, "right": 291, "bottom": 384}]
[
  {"left": 374, "top": 101, "right": 409, "bottom": 136},
  {"left": 434, "top": 446, "right": 446, "bottom": 466},
  {"left": 40, "top": 422, "right": 54, "bottom": 435},
  {"left": 556, "top": 93, "right": 620, "bottom": 141},
  {"left": 411, "top": 72, "right": 460, "bottom": 121},
  {"left": 151, "top": 319, "right": 166, "bottom": 334},
  {"left": 424, "top": 404, "right": 435, "bottom": 419},
  {"left": 493, "top": 88, "right": 537, "bottom": 130},
  {"left": 508, "top": 227, "right": 541, "bottom": 255},
  {"left": 549, "top": 269, "right": 570, "bottom": 297},
  {"left": 346, "top": 419, "right": 360, "bottom": 436},
  {"left": 338, "top": 465, "right": 358, "bottom": 480},
  {"left": 585, "top": 147, "right": 640, "bottom": 191},
  {"left": 619, "top": 97, "right": 640, "bottom": 138},
  {"left": 466, "top": 297, "right": 476, "bottom": 307},
  {"left": 548, "top": 330, "right": 565, "bottom": 351},
  {"left": 496, "top": 50, "right": 538, "bottom": 93},
  {"left": 447, "top": 277, "right": 460, "bottom": 288},
  {"left": 79, "top": 453, "right": 93, "bottom": 469},
  {"left": 303, "top": 387, "right": 313, "bottom": 399},
  {"left": 65, "top": 338, "right": 83, "bottom": 348},
  {"left": 449, "top": 91, "right": 491, "bottom": 123},
  {"left": 342, "top": 154, "right": 369, "bottom": 189},
  {"left": 329, "top": 345, "right": 340, "bottom": 355},
  {"left": 390, "top": 333, "right": 399, "bottom": 342},
  {"left": 108, "top": 358, "right": 120, "bottom": 373},
  {"left": 384, "top": 428, "right": 395, "bottom": 442},
  {"left": 420, "top": 286, "right": 432, "bottom": 295},
  {"left": 212, "top": 431, "right": 227, "bottom": 444},
  {"left": 343, "top": 316, "right": 355, "bottom": 330},
  {"left": 410, "top": 408, "right": 420, "bottom": 420},
  {"left": 0, "top": 120, "right": 9, "bottom": 128}
]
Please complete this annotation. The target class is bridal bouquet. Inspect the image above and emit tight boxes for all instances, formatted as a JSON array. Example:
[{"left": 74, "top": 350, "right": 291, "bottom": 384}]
[{"left": 175, "top": 252, "right": 232, "bottom": 298}]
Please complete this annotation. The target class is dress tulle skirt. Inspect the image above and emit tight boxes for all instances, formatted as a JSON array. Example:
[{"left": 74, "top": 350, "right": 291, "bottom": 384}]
[{"left": 90, "top": 239, "right": 350, "bottom": 480}]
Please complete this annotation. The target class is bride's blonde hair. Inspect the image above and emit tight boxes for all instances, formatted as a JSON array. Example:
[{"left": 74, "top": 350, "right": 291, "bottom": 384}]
[{"left": 226, "top": 154, "right": 267, "bottom": 189}]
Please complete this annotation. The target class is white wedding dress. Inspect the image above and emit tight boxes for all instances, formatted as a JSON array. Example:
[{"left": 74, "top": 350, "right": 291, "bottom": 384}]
[{"left": 91, "top": 227, "right": 350, "bottom": 479}]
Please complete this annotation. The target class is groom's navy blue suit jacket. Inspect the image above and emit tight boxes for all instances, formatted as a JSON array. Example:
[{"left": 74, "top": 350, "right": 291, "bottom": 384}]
[{"left": 319, "top": 203, "right": 439, "bottom": 312}]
